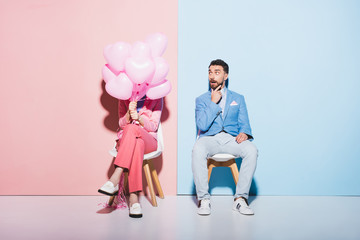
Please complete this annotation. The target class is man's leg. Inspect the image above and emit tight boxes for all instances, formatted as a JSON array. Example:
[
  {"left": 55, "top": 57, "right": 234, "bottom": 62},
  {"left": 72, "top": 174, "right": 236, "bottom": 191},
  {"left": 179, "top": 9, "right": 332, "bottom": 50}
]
[
  {"left": 192, "top": 136, "right": 220, "bottom": 201},
  {"left": 222, "top": 139, "right": 258, "bottom": 200}
]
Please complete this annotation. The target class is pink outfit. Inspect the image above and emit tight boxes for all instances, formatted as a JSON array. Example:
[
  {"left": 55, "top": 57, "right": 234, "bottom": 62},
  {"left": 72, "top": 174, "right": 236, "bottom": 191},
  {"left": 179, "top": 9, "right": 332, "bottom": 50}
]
[
  {"left": 114, "top": 98, "right": 163, "bottom": 193},
  {"left": 117, "top": 98, "right": 163, "bottom": 140}
]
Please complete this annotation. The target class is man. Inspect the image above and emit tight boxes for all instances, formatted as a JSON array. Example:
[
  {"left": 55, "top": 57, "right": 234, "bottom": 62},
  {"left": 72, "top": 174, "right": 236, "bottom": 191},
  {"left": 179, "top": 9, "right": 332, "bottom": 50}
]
[{"left": 192, "top": 59, "right": 258, "bottom": 216}]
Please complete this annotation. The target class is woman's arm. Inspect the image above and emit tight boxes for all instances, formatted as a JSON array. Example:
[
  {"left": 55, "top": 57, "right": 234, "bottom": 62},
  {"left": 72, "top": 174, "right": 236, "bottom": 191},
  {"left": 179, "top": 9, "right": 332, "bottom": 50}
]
[{"left": 139, "top": 98, "right": 163, "bottom": 132}]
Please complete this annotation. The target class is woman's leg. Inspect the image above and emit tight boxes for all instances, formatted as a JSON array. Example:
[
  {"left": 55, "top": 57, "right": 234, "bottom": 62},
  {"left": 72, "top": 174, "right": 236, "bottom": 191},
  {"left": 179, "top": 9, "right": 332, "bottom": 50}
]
[
  {"left": 114, "top": 124, "right": 157, "bottom": 200},
  {"left": 126, "top": 126, "right": 157, "bottom": 193},
  {"left": 129, "top": 191, "right": 140, "bottom": 207},
  {"left": 109, "top": 167, "right": 123, "bottom": 186}
]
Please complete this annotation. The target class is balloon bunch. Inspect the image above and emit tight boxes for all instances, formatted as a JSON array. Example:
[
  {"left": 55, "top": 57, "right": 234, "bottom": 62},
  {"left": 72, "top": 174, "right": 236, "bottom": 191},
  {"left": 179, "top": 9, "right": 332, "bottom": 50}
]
[{"left": 102, "top": 33, "right": 171, "bottom": 101}]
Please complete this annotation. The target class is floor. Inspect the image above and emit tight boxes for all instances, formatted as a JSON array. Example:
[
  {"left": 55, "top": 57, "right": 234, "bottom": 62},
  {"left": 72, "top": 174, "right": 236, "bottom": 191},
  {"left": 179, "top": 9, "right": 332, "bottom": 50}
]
[{"left": 1, "top": 195, "right": 359, "bottom": 240}]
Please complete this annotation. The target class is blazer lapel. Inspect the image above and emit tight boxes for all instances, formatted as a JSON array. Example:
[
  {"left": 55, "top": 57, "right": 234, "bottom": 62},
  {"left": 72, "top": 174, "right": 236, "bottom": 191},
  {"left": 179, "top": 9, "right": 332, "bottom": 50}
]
[{"left": 223, "top": 90, "right": 233, "bottom": 119}]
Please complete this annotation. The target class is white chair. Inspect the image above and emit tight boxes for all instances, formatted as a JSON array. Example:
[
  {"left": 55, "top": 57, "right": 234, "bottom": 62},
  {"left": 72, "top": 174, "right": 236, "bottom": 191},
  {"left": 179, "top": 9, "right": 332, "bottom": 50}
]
[
  {"left": 207, "top": 153, "right": 239, "bottom": 186},
  {"left": 108, "top": 123, "right": 164, "bottom": 207},
  {"left": 196, "top": 130, "right": 239, "bottom": 185}
]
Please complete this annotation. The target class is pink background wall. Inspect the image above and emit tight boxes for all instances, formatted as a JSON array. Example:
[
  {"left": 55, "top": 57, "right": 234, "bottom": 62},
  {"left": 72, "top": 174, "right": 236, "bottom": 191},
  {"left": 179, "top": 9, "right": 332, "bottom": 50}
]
[{"left": 0, "top": 0, "right": 177, "bottom": 195}]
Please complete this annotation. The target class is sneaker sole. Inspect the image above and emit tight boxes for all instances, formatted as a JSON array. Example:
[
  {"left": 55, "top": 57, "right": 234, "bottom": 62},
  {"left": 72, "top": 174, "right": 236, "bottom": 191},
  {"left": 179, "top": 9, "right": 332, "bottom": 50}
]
[
  {"left": 98, "top": 189, "right": 119, "bottom": 196},
  {"left": 129, "top": 213, "right": 143, "bottom": 218},
  {"left": 232, "top": 208, "right": 254, "bottom": 215},
  {"left": 197, "top": 210, "right": 211, "bottom": 216},
  {"left": 198, "top": 213, "right": 211, "bottom": 216}
]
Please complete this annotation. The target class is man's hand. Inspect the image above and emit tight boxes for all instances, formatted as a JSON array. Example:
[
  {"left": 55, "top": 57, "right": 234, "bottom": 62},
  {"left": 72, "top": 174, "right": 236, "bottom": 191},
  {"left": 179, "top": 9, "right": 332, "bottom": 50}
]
[
  {"left": 211, "top": 85, "right": 222, "bottom": 104},
  {"left": 236, "top": 133, "right": 248, "bottom": 144}
]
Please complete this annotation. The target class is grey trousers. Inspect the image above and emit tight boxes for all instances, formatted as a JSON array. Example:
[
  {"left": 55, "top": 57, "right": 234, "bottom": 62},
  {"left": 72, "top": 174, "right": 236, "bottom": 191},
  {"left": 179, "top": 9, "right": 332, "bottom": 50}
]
[{"left": 192, "top": 132, "right": 258, "bottom": 200}]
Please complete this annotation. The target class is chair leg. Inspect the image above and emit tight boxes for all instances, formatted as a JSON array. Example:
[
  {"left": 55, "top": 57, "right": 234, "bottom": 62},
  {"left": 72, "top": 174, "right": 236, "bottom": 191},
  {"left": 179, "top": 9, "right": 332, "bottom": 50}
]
[
  {"left": 148, "top": 159, "right": 164, "bottom": 199},
  {"left": 229, "top": 162, "right": 239, "bottom": 185},
  {"left": 123, "top": 172, "right": 129, "bottom": 194},
  {"left": 208, "top": 162, "right": 215, "bottom": 182},
  {"left": 143, "top": 161, "right": 157, "bottom": 207},
  {"left": 108, "top": 195, "right": 115, "bottom": 206},
  {"left": 208, "top": 159, "right": 239, "bottom": 186}
]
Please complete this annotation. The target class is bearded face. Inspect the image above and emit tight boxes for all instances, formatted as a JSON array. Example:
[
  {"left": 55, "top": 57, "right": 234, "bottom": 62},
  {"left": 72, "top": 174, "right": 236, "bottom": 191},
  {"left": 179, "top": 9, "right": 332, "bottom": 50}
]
[{"left": 208, "top": 65, "right": 228, "bottom": 90}]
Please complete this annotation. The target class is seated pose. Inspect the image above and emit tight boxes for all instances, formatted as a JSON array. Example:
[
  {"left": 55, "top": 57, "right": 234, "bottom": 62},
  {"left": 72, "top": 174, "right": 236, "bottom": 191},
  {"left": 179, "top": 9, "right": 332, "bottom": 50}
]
[
  {"left": 98, "top": 96, "right": 163, "bottom": 218},
  {"left": 192, "top": 59, "right": 258, "bottom": 216}
]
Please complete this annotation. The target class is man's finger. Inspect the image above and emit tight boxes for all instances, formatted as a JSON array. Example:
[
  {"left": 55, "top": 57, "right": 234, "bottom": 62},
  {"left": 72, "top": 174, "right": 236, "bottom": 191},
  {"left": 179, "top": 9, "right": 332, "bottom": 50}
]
[{"left": 215, "top": 85, "right": 221, "bottom": 91}]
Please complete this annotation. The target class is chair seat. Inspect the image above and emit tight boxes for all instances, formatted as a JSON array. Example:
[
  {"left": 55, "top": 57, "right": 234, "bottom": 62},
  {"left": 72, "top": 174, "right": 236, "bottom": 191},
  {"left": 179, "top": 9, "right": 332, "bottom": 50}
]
[
  {"left": 144, "top": 151, "right": 162, "bottom": 160},
  {"left": 209, "top": 153, "right": 236, "bottom": 161}
]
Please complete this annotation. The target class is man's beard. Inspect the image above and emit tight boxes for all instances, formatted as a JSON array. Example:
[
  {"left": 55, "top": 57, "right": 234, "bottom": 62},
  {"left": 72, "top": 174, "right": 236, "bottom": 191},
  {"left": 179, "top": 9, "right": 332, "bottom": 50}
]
[{"left": 210, "top": 81, "right": 223, "bottom": 90}]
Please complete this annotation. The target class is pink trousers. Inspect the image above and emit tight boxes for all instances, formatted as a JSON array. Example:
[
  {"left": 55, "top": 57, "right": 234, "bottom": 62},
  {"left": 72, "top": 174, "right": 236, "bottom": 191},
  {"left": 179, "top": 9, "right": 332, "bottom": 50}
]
[{"left": 114, "top": 124, "right": 157, "bottom": 193}]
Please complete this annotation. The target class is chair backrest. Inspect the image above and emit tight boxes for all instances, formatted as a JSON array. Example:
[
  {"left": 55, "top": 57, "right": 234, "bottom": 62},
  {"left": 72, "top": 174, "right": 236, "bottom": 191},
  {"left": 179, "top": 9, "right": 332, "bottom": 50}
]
[{"left": 156, "top": 122, "right": 164, "bottom": 152}]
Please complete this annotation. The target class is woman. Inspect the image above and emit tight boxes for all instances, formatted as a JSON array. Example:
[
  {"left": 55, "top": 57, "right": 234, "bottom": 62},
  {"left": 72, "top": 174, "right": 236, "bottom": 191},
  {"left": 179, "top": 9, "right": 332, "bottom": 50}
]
[{"left": 98, "top": 95, "right": 163, "bottom": 218}]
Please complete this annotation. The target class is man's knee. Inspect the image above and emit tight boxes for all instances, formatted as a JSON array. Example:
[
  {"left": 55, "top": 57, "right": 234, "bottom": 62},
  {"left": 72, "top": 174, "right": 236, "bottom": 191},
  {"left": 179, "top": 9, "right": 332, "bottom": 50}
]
[
  {"left": 243, "top": 141, "right": 258, "bottom": 158},
  {"left": 192, "top": 140, "right": 209, "bottom": 159}
]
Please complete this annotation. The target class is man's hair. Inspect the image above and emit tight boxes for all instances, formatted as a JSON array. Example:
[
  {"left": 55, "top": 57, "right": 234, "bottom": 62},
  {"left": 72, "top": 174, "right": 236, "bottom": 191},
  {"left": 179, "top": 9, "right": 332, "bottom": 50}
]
[{"left": 209, "top": 59, "right": 229, "bottom": 74}]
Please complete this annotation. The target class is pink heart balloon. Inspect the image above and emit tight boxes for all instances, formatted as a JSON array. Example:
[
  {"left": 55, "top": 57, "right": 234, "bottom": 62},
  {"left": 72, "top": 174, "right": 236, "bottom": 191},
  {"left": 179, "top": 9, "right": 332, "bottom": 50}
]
[
  {"left": 151, "top": 57, "right": 169, "bottom": 86},
  {"left": 102, "top": 64, "right": 116, "bottom": 83},
  {"left": 103, "top": 42, "right": 132, "bottom": 75},
  {"left": 146, "top": 33, "right": 168, "bottom": 58},
  {"left": 125, "top": 57, "right": 155, "bottom": 84},
  {"left": 131, "top": 41, "right": 152, "bottom": 59},
  {"left": 146, "top": 79, "right": 171, "bottom": 99},
  {"left": 105, "top": 72, "right": 133, "bottom": 100}
]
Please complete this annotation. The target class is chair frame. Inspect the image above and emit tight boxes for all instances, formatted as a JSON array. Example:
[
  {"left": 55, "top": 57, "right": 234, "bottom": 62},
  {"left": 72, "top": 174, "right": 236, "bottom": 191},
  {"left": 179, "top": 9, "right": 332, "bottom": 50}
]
[{"left": 207, "top": 154, "right": 239, "bottom": 186}]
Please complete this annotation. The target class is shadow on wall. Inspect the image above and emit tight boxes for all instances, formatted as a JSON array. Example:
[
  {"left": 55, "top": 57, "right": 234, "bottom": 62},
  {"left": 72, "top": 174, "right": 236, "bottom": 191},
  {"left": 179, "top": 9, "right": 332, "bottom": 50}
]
[
  {"left": 100, "top": 80, "right": 170, "bottom": 198},
  {"left": 100, "top": 81, "right": 118, "bottom": 132},
  {"left": 191, "top": 157, "right": 258, "bottom": 197}
]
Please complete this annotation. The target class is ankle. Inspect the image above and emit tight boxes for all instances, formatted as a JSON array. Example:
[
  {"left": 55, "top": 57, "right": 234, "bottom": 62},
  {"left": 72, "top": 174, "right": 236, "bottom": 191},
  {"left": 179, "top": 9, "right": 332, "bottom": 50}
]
[
  {"left": 108, "top": 179, "right": 118, "bottom": 186},
  {"left": 235, "top": 197, "right": 249, "bottom": 204},
  {"left": 109, "top": 167, "right": 123, "bottom": 186},
  {"left": 129, "top": 192, "right": 140, "bottom": 206}
]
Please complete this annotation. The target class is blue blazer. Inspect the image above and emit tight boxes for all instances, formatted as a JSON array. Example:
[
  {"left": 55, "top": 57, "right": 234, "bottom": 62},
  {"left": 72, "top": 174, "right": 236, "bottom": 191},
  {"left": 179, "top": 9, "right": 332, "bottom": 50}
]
[{"left": 195, "top": 89, "right": 253, "bottom": 139}]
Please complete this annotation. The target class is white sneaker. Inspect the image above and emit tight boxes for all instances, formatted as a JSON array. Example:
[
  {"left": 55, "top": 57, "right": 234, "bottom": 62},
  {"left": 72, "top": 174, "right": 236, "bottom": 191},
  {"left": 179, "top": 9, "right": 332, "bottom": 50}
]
[
  {"left": 197, "top": 199, "right": 211, "bottom": 215},
  {"left": 232, "top": 197, "right": 254, "bottom": 215},
  {"left": 129, "top": 203, "right": 143, "bottom": 218},
  {"left": 98, "top": 181, "right": 119, "bottom": 196}
]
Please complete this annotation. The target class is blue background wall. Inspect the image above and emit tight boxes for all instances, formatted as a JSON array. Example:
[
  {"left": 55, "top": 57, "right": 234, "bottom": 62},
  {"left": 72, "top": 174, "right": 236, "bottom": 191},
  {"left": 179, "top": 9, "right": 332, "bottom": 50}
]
[{"left": 178, "top": 0, "right": 360, "bottom": 195}]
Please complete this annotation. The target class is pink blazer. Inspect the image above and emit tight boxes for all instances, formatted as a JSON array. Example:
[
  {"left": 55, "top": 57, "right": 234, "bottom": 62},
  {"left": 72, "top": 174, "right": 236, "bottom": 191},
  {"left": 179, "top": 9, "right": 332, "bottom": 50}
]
[{"left": 117, "top": 98, "right": 163, "bottom": 140}]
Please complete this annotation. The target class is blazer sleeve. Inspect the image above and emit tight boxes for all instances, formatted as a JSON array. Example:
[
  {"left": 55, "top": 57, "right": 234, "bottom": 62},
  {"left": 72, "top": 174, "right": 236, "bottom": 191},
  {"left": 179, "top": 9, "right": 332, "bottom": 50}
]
[
  {"left": 195, "top": 95, "right": 222, "bottom": 132},
  {"left": 140, "top": 98, "right": 163, "bottom": 133},
  {"left": 237, "top": 95, "right": 253, "bottom": 137}
]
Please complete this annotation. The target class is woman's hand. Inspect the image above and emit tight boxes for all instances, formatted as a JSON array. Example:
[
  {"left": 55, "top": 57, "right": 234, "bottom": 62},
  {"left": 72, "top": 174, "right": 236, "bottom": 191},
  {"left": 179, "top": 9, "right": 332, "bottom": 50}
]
[
  {"left": 127, "top": 101, "right": 139, "bottom": 121},
  {"left": 130, "top": 110, "right": 139, "bottom": 121},
  {"left": 129, "top": 101, "right": 137, "bottom": 111}
]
